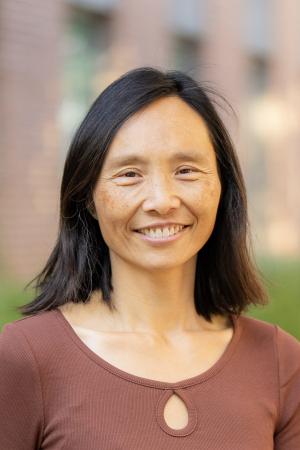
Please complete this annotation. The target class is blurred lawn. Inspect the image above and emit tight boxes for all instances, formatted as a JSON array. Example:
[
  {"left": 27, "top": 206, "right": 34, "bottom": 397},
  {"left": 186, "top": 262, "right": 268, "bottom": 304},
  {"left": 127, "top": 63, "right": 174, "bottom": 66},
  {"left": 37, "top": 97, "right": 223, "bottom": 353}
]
[{"left": 0, "top": 256, "right": 299, "bottom": 339}]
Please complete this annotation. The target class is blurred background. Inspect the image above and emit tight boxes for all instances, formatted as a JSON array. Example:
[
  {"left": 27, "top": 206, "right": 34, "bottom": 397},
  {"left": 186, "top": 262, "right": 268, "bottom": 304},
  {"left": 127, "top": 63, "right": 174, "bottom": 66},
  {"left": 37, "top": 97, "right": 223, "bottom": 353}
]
[{"left": 0, "top": 0, "right": 299, "bottom": 337}]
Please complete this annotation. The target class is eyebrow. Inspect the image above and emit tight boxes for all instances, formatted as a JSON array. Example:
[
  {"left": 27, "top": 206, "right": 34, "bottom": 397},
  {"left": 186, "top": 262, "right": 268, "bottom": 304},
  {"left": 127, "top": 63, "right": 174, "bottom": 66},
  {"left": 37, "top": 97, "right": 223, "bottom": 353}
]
[{"left": 107, "top": 151, "right": 209, "bottom": 169}]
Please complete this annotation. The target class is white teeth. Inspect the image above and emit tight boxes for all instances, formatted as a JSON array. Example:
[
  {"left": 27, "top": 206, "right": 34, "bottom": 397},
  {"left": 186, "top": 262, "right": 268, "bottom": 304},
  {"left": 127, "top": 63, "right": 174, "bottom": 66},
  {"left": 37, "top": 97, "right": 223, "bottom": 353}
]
[
  {"left": 162, "top": 228, "right": 169, "bottom": 237},
  {"left": 150, "top": 228, "right": 157, "bottom": 238},
  {"left": 138, "top": 225, "right": 185, "bottom": 238}
]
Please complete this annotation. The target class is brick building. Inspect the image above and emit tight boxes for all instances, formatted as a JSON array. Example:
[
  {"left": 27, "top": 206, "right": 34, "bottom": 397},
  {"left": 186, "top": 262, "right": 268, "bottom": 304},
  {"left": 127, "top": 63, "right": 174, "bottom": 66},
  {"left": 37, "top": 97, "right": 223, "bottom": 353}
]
[{"left": 0, "top": 0, "right": 299, "bottom": 281}]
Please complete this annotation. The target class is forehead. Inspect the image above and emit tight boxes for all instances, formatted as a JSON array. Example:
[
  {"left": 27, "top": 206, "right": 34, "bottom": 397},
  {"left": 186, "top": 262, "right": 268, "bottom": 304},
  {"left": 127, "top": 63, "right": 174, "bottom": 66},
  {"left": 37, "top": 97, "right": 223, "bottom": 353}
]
[{"left": 103, "top": 96, "right": 215, "bottom": 165}]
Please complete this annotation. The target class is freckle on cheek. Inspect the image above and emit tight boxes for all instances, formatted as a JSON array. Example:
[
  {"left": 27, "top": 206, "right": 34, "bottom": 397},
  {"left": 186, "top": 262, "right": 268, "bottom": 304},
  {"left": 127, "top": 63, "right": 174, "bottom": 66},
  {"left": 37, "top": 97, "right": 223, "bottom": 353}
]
[{"left": 98, "top": 191, "right": 129, "bottom": 210}]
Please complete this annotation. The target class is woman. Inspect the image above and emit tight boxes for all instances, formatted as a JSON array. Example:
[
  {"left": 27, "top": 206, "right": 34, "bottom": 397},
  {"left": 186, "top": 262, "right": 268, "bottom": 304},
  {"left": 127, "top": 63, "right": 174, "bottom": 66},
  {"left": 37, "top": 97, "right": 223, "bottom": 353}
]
[{"left": 1, "top": 67, "right": 299, "bottom": 450}]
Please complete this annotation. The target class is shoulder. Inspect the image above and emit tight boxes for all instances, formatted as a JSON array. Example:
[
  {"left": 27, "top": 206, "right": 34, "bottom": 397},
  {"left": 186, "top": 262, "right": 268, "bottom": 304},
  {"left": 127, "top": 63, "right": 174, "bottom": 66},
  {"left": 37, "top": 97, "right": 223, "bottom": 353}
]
[
  {"left": 1, "top": 309, "right": 59, "bottom": 338},
  {"left": 0, "top": 313, "right": 46, "bottom": 357},
  {"left": 241, "top": 313, "right": 300, "bottom": 342},
  {"left": 240, "top": 314, "right": 300, "bottom": 376},
  {"left": 0, "top": 317, "right": 45, "bottom": 404},
  {"left": 0, "top": 310, "right": 62, "bottom": 365},
  {"left": 274, "top": 323, "right": 300, "bottom": 353},
  {"left": 238, "top": 314, "right": 300, "bottom": 359},
  {"left": 238, "top": 314, "right": 277, "bottom": 344},
  {"left": 239, "top": 313, "right": 300, "bottom": 343}
]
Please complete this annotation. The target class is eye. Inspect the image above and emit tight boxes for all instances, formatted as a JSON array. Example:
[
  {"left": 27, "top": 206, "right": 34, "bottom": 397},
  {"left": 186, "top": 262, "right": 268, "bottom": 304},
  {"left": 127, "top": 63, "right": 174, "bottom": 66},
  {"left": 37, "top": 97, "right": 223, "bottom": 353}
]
[
  {"left": 119, "top": 170, "right": 140, "bottom": 178},
  {"left": 176, "top": 167, "right": 198, "bottom": 175}
]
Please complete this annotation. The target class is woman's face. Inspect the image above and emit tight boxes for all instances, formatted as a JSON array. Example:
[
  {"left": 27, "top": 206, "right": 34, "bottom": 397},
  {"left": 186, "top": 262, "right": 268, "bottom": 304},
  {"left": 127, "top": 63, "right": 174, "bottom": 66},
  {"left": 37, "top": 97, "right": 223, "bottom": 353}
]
[{"left": 92, "top": 96, "right": 221, "bottom": 271}]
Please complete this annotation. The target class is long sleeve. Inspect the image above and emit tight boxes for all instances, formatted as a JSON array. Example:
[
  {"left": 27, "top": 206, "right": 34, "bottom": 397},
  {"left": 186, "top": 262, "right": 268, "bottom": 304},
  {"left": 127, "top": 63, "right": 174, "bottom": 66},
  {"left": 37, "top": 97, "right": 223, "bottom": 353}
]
[
  {"left": 0, "top": 322, "right": 44, "bottom": 450},
  {"left": 274, "top": 325, "right": 300, "bottom": 449}
]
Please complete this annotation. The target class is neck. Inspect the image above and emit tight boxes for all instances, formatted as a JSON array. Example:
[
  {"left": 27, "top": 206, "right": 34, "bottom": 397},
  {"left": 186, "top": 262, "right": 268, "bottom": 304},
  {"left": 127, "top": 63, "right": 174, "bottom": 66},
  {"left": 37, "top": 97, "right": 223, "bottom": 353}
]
[{"left": 89, "top": 254, "right": 229, "bottom": 338}]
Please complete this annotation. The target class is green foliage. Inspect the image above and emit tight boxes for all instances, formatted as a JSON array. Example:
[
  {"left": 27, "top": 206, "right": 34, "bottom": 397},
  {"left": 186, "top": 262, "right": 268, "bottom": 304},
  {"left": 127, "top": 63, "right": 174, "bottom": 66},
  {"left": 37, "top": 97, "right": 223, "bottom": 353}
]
[
  {"left": 0, "top": 279, "right": 34, "bottom": 330},
  {"left": 247, "top": 256, "right": 300, "bottom": 340},
  {"left": 1, "top": 257, "right": 299, "bottom": 339}
]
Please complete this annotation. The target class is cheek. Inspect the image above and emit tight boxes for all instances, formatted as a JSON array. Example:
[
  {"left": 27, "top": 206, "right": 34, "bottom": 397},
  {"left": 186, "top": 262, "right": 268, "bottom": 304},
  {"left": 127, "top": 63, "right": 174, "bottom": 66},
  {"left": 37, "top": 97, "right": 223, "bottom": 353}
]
[
  {"left": 189, "top": 179, "right": 221, "bottom": 214},
  {"left": 93, "top": 187, "right": 132, "bottom": 232}
]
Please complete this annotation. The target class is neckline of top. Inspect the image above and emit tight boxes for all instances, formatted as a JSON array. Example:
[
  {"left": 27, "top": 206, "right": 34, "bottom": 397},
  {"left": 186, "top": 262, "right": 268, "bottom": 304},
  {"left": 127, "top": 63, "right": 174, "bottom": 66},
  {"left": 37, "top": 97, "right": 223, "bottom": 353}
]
[{"left": 53, "top": 308, "right": 243, "bottom": 389}]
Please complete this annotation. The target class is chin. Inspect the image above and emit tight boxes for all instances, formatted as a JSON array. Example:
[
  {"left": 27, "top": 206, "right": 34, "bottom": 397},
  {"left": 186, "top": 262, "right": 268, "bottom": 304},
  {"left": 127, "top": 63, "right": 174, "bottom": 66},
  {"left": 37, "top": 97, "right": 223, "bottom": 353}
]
[{"left": 132, "top": 255, "right": 195, "bottom": 272}]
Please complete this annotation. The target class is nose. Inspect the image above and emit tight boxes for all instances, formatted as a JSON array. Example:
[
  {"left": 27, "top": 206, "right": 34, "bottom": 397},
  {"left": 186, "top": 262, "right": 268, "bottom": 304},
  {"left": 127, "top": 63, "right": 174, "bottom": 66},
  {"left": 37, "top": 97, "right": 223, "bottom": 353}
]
[{"left": 142, "top": 175, "right": 181, "bottom": 215}]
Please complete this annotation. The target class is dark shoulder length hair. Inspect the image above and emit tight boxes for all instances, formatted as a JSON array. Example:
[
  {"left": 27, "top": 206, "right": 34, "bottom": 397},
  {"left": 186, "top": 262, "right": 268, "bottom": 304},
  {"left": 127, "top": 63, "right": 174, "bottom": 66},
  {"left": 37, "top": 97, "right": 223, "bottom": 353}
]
[{"left": 17, "top": 66, "right": 269, "bottom": 321}]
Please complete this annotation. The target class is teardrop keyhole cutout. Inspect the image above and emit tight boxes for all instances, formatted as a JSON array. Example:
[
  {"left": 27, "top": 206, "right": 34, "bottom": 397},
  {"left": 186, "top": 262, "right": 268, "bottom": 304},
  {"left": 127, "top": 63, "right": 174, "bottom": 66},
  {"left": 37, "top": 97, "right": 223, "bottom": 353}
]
[{"left": 163, "top": 392, "right": 189, "bottom": 430}]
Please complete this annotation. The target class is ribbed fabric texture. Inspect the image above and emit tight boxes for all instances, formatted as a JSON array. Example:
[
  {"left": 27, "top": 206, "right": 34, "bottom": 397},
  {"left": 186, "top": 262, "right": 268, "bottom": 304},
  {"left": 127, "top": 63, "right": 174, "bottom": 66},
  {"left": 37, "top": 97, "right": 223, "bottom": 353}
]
[{"left": 1, "top": 308, "right": 300, "bottom": 450}]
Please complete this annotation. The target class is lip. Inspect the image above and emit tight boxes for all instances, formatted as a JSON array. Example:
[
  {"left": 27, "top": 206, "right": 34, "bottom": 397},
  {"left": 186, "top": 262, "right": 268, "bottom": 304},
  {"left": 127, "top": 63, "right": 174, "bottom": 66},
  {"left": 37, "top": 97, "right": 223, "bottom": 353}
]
[{"left": 133, "top": 225, "right": 190, "bottom": 245}]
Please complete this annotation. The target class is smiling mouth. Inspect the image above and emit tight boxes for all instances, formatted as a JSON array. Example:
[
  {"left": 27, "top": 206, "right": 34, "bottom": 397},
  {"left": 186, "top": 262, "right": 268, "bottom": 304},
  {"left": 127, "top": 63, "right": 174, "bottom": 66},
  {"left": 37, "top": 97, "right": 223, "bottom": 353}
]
[{"left": 134, "top": 225, "right": 190, "bottom": 239}]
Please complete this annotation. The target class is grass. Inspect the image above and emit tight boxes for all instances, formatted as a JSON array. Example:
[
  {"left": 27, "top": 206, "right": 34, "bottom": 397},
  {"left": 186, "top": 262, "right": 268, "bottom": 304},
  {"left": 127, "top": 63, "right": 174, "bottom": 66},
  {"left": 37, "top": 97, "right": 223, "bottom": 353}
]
[{"left": 0, "top": 256, "right": 299, "bottom": 339}]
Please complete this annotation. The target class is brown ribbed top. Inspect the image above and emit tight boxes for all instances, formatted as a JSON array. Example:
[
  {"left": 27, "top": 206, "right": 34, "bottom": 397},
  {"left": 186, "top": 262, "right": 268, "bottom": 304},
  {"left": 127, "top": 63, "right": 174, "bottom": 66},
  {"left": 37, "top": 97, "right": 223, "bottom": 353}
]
[{"left": 1, "top": 309, "right": 300, "bottom": 449}]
